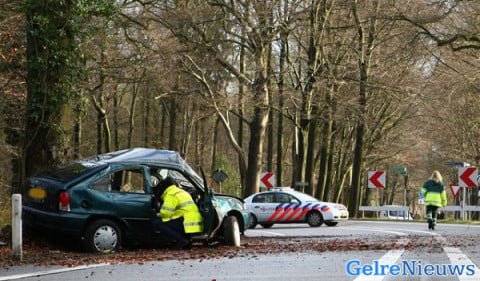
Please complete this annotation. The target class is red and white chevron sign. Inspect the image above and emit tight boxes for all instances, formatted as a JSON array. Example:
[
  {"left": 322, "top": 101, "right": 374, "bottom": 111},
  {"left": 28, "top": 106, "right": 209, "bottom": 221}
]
[
  {"left": 260, "top": 172, "right": 276, "bottom": 189},
  {"left": 458, "top": 167, "right": 478, "bottom": 188},
  {"left": 368, "top": 171, "right": 386, "bottom": 188}
]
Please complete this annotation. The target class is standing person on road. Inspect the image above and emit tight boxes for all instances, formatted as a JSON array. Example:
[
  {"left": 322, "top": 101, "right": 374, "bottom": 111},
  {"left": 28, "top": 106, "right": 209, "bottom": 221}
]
[{"left": 421, "top": 171, "right": 447, "bottom": 230}]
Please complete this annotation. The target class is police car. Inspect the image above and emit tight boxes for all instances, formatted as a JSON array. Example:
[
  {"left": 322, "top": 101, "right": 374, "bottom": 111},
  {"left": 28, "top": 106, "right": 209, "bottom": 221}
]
[{"left": 244, "top": 187, "right": 348, "bottom": 228}]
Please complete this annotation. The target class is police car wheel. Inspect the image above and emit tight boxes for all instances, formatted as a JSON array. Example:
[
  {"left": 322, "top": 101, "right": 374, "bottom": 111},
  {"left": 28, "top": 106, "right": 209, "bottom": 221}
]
[
  {"left": 325, "top": 221, "right": 338, "bottom": 227},
  {"left": 260, "top": 223, "right": 274, "bottom": 229},
  {"left": 249, "top": 214, "right": 258, "bottom": 229},
  {"left": 306, "top": 211, "right": 323, "bottom": 227},
  {"left": 223, "top": 216, "right": 241, "bottom": 247}
]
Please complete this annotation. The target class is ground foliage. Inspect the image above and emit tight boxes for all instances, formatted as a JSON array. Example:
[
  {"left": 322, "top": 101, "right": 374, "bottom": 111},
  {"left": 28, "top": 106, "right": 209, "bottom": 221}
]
[{"left": 0, "top": 227, "right": 476, "bottom": 268}]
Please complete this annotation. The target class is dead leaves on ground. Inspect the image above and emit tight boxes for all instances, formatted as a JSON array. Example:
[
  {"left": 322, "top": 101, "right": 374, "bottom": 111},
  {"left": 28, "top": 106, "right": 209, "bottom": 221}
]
[{"left": 0, "top": 233, "right": 478, "bottom": 268}]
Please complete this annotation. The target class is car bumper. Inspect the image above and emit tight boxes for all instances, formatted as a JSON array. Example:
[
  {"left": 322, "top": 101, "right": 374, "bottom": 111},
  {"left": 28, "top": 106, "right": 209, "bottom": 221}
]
[
  {"left": 23, "top": 205, "right": 89, "bottom": 237},
  {"left": 328, "top": 210, "right": 349, "bottom": 221}
]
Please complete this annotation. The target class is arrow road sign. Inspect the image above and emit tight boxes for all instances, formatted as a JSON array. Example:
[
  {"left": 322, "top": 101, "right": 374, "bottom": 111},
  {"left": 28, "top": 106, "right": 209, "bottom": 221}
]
[
  {"left": 260, "top": 172, "right": 276, "bottom": 189},
  {"left": 368, "top": 171, "right": 386, "bottom": 188},
  {"left": 458, "top": 167, "right": 478, "bottom": 187}
]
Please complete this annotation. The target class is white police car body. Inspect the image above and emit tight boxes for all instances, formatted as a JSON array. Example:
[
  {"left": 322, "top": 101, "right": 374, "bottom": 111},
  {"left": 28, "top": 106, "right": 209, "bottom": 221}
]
[{"left": 244, "top": 187, "right": 348, "bottom": 228}]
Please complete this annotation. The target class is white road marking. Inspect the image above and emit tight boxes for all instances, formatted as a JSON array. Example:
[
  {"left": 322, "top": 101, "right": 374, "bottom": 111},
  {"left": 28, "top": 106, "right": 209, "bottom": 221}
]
[
  {"left": 352, "top": 249, "right": 405, "bottom": 281},
  {"left": 0, "top": 263, "right": 109, "bottom": 281},
  {"left": 248, "top": 230, "right": 286, "bottom": 237},
  {"left": 444, "top": 247, "right": 480, "bottom": 281},
  {"left": 358, "top": 220, "right": 480, "bottom": 228},
  {"left": 342, "top": 227, "right": 408, "bottom": 236},
  {"left": 386, "top": 228, "right": 438, "bottom": 236},
  {"left": 350, "top": 236, "right": 409, "bottom": 281}
]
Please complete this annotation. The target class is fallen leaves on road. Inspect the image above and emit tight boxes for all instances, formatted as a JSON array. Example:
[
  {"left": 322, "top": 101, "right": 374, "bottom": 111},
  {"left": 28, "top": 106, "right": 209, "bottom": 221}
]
[{"left": 1, "top": 229, "right": 478, "bottom": 268}]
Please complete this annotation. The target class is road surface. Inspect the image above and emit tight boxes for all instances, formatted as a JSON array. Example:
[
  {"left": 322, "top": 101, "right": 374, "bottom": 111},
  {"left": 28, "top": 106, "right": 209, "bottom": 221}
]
[{"left": 1, "top": 220, "right": 479, "bottom": 281}]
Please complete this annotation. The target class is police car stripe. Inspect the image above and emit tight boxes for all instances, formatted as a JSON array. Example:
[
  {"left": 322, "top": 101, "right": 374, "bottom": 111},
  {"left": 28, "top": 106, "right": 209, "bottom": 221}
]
[
  {"left": 276, "top": 203, "right": 298, "bottom": 221},
  {"left": 285, "top": 203, "right": 303, "bottom": 221},
  {"left": 272, "top": 203, "right": 293, "bottom": 221},
  {"left": 266, "top": 203, "right": 286, "bottom": 221},
  {"left": 302, "top": 203, "right": 312, "bottom": 211},
  {"left": 293, "top": 203, "right": 313, "bottom": 221}
]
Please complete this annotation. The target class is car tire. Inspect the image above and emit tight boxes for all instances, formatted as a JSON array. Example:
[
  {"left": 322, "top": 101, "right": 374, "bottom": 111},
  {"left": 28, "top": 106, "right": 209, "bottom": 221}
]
[
  {"left": 223, "top": 216, "right": 241, "bottom": 247},
  {"left": 306, "top": 211, "right": 323, "bottom": 227},
  {"left": 325, "top": 221, "right": 338, "bottom": 227},
  {"left": 84, "top": 219, "right": 121, "bottom": 253},
  {"left": 249, "top": 214, "right": 258, "bottom": 229},
  {"left": 260, "top": 223, "right": 274, "bottom": 229}
]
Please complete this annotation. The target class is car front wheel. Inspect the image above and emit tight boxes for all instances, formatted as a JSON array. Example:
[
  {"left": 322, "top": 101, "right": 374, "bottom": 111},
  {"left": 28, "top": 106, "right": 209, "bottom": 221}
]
[
  {"left": 84, "top": 219, "right": 121, "bottom": 253},
  {"left": 306, "top": 211, "right": 323, "bottom": 227},
  {"left": 223, "top": 216, "right": 241, "bottom": 247}
]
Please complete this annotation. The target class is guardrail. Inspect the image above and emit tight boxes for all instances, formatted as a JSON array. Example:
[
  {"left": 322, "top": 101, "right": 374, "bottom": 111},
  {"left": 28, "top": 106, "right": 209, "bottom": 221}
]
[
  {"left": 359, "top": 205, "right": 410, "bottom": 219},
  {"left": 360, "top": 205, "right": 480, "bottom": 221},
  {"left": 359, "top": 206, "right": 409, "bottom": 212}
]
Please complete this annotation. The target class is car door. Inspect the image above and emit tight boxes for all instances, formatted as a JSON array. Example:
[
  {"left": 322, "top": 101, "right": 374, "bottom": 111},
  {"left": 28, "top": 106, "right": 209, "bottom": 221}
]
[
  {"left": 149, "top": 166, "right": 217, "bottom": 238},
  {"left": 249, "top": 193, "right": 277, "bottom": 223},
  {"left": 274, "top": 193, "right": 302, "bottom": 222},
  {"left": 90, "top": 165, "right": 154, "bottom": 237}
]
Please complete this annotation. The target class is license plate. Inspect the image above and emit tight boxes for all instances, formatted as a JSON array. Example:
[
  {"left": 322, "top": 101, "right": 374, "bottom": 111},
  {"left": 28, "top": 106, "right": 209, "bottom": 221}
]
[{"left": 28, "top": 187, "right": 46, "bottom": 200}]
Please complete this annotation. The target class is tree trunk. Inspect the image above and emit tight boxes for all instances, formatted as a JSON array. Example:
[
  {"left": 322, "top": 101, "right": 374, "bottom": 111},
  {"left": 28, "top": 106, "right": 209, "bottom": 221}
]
[
  {"left": 323, "top": 129, "right": 336, "bottom": 201},
  {"left": 168, "top": 95, "right": 177, "bottom": 150},
  {"left": 315, "top": 84, "right": 335, "bottom": 199},
  {"left": 113, "top": 88, "right": 120, "bottom": 150},
  {"left": 244, "top": 48, "right": 270, "bottom": 197},
  {"left": 266, "top": 41, "right": 274, "bottom": 173},
  {"left": 211, "top": 116, "right": 220, "bottom": 173},
  {"left": 24, "top": 0, "right": 74, "bottom": 176},
  {"left": 73, "top": 92, "right": 83, "bottom": 159},
  {"left": 160, "top": 99, "right": 167, "bottom": 148},
  {"left": 305, "top": 115, "right": 317, "bottom": 195},
  {"left": 276, "top": 54, "right": 285, "bottom": 186},
  {"left": 348, "top": 0, "right": 377, "bottom": 217},
  {"left": 144, "top": 91, "right": 151, "bottom": 147},
  {"left": 127, "top": 83, "right": 139, "bottom": 148},
  {"left": 237, "top": 17, "right": 247, "bottom": 190}
]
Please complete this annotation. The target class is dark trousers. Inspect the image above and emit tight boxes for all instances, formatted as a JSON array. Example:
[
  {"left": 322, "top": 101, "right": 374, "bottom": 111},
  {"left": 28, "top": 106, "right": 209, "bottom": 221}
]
[
  {"left": 153, "top": 217, "right": 187, "bottom": 242},
  {"left": 426, "top": 205, "right": 439, "bottom": 222}
]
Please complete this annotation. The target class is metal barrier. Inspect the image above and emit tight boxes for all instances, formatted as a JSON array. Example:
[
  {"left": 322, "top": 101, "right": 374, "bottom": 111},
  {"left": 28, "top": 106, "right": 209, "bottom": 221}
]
[
  {"left": 360, "top": 205, "right": 480, "bottom": 221},
  {"left": 359, "top": 206, "right": 410, "bottom": 219},
  {"left": 440, "top": 205, "right": 480, "bottom": 220}
]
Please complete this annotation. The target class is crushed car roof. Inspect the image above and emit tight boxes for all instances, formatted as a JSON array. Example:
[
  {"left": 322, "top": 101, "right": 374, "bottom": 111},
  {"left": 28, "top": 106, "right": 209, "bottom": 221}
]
[{"left": 80, "top": 148, "right": 184, "bottom": 167}]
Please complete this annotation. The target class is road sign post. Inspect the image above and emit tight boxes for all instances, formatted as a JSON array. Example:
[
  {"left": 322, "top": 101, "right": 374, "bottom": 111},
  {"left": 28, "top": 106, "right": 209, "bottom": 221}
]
[
  {"left": 458, "top": 167, "right": 478, "bottom": 221},
  {"left": 212, "top": 169, "right": 228, "bottom": 193}
]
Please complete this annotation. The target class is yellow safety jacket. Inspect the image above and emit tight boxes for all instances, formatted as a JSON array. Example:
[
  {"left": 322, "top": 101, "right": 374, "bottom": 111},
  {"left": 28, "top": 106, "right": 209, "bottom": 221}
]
[
  {"left": 421, "top": 180, "right": 447, "bottom": 208},
  {"left": 158, "top": 185, "right": 203, "bottom": 233}
]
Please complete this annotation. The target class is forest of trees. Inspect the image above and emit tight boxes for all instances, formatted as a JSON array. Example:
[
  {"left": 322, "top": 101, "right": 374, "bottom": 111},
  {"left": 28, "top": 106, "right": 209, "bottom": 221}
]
[{"left": 2, "top": 0, "right": 480, "bottom": 218}]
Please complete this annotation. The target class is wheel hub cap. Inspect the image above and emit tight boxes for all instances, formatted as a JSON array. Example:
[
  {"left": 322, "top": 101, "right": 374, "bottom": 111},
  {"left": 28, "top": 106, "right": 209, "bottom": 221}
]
[
  {"left": 310, "top": 213, "right": 321, "bottom": 224},
  {"left": 93, "top": 226, "right": 117, "bottom": 252}
]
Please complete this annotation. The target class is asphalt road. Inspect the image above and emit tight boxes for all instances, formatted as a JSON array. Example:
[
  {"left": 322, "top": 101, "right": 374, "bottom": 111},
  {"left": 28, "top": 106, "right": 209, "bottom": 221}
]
[{"left": 1, "top": 220, "right": 479, "bottom": 281}]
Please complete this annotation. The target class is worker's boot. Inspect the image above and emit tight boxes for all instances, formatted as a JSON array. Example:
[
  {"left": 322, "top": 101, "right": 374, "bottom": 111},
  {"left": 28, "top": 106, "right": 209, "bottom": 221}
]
[{"left": 427, "top": 213, "right": 433, "bottom": 230}]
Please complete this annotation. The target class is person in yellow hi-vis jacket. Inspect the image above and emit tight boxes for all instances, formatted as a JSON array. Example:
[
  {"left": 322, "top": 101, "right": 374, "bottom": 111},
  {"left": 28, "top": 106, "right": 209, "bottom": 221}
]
[
  {"left": 152, "top": 175, "right": 203, "bottom": 249},
  {"left": 421, "top": 171, "right": 447, "bottom": 230}
]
